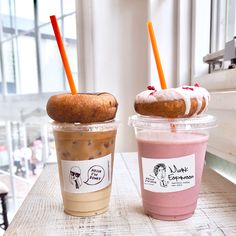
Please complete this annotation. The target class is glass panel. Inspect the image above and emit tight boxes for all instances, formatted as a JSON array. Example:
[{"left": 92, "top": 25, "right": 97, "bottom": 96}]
[
  {"left": 64, "top": 13, "right": 76, "bottom": 39},
  {"left": 226, "top": 0, "right": 236, "bottom": 42},
  {"left": 0, "top": 121, "right": 49, "bottom": 216},
  {"left": 17, "top": 35, "right": 38, "bottom": 94},
  {"left": 0, "top": 123, "right": 12, "bottom": 217},
  {"left": 15, "top": 0, "right": 34, "bottom": 32},
  {"left": 11, "top": 122, "right": 45, "bottom": 177},
  {"left": 48, "top": 126, "right": 56, "bottom": 162},
  {"left": 1, "top": 40, "right": 16, "bottom": 93},
  {"left": 0, "top": 124, "right": 9, "bottom": 171},
  {"left": 64, "top": 14, "right": 78, "bottom": 91},
  {"left": 40, "top": 23, "right": 64, "bottom": 92},
  {"left": 63, "top": 0, "right": 75, "bottom": 15},
  {"left": 38, "top": 0, "right": 61, "bottom": 25},
  {"left": 0, "top": 0, "right": 12, "bottom": 41},
  {"left": 0, "top": 0, "right": 11, "bottom": 20},
  {"left": 1, "top": 40, "right": 14, "bottom": 81}
]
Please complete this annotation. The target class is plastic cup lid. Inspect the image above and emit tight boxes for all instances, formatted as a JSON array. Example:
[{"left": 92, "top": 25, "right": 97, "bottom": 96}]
[
  {"left": 51, "top": 119, "right": 119, "bottom": 132},
  {"left": 128, "top": 114, "right": 217, "bottom": 131}
]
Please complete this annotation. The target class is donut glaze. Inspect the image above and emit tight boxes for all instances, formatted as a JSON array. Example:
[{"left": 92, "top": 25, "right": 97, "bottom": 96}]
[
  {"left": 134, "top": 85, "right": 209, "bottom": 118},
  {"left": 47, "top": 92, "right": 118, "bottom": 123}
]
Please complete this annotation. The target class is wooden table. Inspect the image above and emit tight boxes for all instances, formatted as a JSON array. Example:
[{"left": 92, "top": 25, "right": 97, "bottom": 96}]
[{"left": 5, "top": 153, "right": 236, "bottom": 235}]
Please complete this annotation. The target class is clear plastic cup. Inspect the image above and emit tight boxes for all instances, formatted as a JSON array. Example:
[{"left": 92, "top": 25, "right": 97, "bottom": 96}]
[
  {"left": 52, "top": 120, "right": 118, "bottom": 216},
  {"left": 129, "top": 114, "right": 216, "bottom": 221}
]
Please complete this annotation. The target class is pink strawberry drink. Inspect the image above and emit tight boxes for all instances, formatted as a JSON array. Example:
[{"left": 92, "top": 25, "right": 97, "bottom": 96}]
[{"left": 129, "top": 115, "right": 216, "bottom": 220}]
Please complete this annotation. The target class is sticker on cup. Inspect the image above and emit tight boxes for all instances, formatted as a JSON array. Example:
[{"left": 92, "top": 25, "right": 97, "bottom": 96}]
[
  {"left": 61, "top": 154, "right": 112, "bottom": 193},
  {"left": 142, "top": 154, "right": 195, "bottom": 193}
]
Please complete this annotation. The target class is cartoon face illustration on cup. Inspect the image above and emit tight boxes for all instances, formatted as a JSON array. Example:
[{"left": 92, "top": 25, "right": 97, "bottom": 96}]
[
  {"left": 153, "top": 163, "right": 168, "bottom": 188},
  {"left": 69, "top": 166, "right": 83, "bottom": 189}
]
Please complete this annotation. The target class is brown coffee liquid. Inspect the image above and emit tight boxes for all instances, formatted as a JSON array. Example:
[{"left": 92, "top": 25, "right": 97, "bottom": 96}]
[{"left": 53, "top": 129, "right": 117, "bottom": 216}]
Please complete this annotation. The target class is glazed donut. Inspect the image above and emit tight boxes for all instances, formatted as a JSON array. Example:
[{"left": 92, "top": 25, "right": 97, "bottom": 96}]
[
  {"left": 134, "top": 84, "right": 209, "bottom": 118},
  {"left": 47, "top": 92, "right": 118, "bottom": 123}
]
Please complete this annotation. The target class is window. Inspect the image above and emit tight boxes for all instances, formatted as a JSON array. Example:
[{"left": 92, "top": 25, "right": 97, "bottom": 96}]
[
  {"left": 0, "top": 0, "right": 77, "bottom": 217},
  {"left": 0, "top": 0, "right": 78, "bottom": 95},
  {"left": 203, "top": 0, "right": 236, "bottom": 73},
  {"left": 193, "top": 0, "right": 236, "bottom": 183}
]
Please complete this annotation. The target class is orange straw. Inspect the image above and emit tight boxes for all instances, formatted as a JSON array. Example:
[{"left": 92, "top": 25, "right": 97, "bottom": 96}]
[
  {"left": 50, "top": 15, "right": 77, "bottom": 95},
  {"left": 147, "top": 21, "right": 167, "bottom": 89}
]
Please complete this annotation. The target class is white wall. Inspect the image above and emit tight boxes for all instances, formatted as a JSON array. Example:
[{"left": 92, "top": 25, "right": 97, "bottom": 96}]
[
  {"left": 149, "top": 0, "right": 193, "bottom": 88},
  {"left": 76, "top": 0, "right": 193, "bottom": 151},
  {"left": 149, "top": 0, "right": 178, "bottom": 88},
  {"left": 77, "top": 0, "right": 149, "bottom": 152}
]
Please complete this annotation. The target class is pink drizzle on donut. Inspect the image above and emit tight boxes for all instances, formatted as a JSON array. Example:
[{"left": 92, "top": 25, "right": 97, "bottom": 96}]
[
  {"left": 147, "top": 85, "right": 156, "bottom": 90},
  {"left": 182, "top": 86, "right": 194, "bottom": 91},
  {"left": 147, "top": 85, "right": 157, "bottom": 95}
]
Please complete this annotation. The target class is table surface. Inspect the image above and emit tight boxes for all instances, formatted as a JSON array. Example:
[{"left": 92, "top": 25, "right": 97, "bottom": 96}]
[{"left": 5, "top": 153, "right": 236, "bottom": 236}]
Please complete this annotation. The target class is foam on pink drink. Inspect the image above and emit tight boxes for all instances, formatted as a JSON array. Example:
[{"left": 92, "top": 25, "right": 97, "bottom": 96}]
[{"left": 137, "top": 131, "right": 208, "bottom": 220}]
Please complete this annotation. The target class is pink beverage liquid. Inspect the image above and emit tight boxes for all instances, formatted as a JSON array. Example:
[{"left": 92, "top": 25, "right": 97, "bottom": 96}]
[{"left": 137, "top": 131, "right": 208, "bottom": 221}]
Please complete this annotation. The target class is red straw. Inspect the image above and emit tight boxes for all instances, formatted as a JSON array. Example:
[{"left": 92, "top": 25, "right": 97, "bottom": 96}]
[
  {"left": 50, "top": 15, "right": 77, "bottom": 95},
  {"left": 147, "top": 21, "right": 167, "bottom": 89}
]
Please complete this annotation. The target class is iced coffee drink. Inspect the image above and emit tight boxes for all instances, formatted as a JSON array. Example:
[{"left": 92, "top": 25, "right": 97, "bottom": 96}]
[
  {"left": 53, "top": 122, "right": 117, "bottom": 216},
  {"left": 48, "top": 15, "right": 118, "bottom": 217},
  {"left": 47, "top": 92, "right": 118, "bottom": 216}
]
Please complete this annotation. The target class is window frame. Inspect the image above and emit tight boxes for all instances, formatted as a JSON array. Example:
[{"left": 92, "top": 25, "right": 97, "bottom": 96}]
[
  {"left": 0, "top": 0, "right": 77, "bottom": 96},
  {"left": 192, "top": 0, "right": 236, "bottom": 166}
]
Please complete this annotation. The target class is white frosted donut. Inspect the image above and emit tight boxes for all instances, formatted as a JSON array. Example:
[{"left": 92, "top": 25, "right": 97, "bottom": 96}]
[{"left": 134, "top": 84, "right": 210, "bottom": 118}]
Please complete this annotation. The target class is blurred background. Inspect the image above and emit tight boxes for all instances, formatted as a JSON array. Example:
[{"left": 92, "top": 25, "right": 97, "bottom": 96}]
[
  {"left": 0, "top": 0, "right": 77, "bottom": 223},
  {"left": 0, "top": 0, "right": 236, "bottom": 227}
]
